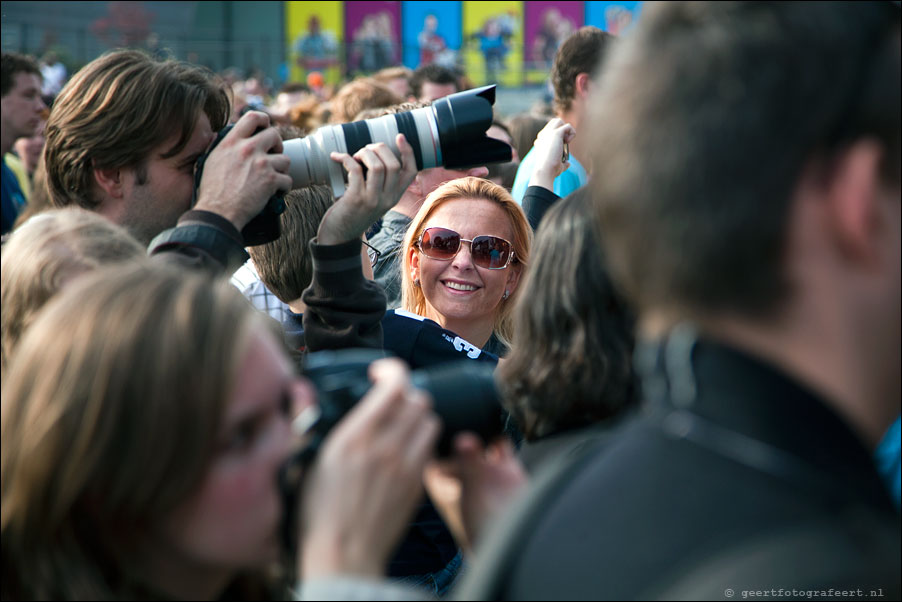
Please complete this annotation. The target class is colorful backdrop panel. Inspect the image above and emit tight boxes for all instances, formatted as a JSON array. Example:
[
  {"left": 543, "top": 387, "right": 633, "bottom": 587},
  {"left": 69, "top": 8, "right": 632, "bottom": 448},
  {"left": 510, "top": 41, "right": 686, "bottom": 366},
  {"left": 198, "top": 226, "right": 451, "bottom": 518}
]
[
  {"left": 401, "top": 1, "right": 463, "bottom": 70},
  {"left": 462, "top": 0, "right": 524, "bottom": 87},
  {"left": 286, "top": 0, "right": 344, "bottom": 84},
  {"left": 344, "top": 1, "right": 402, "bottom": 75},
  {"left": 585, "top": 1, "right": 642, "bottom": 35},
  {"left": 523, "top": 1, "right": 584, "bottom": 84}
]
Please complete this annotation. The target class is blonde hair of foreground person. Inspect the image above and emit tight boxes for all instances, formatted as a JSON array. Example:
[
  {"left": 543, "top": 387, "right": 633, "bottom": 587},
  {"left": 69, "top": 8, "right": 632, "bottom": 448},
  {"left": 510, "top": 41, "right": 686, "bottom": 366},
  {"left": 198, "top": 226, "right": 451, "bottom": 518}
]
[{"left": 0, "top": 207, "right": 145, "bottom": 375}]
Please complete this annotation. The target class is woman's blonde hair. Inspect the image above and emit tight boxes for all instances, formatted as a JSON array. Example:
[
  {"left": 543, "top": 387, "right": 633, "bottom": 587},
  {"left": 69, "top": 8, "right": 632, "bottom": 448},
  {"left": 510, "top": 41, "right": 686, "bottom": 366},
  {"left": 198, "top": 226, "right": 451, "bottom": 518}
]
[
  {"left": 400, "top": 177, "right": 531, "bottom": 347},
  {"left": 0, "top": 208, "right": 146, "bottom": 375},
  {"left": 1, "top": 263, "right": 267, "bottom": 600}
]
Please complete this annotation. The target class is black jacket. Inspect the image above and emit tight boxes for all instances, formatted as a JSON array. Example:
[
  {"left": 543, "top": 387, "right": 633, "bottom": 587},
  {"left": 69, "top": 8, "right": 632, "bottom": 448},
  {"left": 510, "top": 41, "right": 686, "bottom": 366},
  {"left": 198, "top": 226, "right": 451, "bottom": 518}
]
[{"left": 458, "top": 333, "right": 901, "bottom": 600}]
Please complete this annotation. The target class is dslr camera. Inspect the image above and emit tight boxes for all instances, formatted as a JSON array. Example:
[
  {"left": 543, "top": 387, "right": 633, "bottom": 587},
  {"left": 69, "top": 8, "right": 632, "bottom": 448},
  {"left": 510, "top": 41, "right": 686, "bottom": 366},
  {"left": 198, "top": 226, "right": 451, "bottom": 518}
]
[
  {"left": 279, "top": 348, "right": 505, "bottom": 557},
  {"left": 195, "top": 85, "right": 511, "bottom": 246}
]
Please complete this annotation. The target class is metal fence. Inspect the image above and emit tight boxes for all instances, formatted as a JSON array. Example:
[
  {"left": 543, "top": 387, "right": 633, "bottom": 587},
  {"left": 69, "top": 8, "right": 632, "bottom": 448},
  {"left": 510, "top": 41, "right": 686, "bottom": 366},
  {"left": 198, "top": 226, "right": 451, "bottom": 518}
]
[
  {"left": 2, "top": 20, "right": 553, "bottom": 91},
  {"left": 1, "top": 21, "right": 284, "bottom": 80}
]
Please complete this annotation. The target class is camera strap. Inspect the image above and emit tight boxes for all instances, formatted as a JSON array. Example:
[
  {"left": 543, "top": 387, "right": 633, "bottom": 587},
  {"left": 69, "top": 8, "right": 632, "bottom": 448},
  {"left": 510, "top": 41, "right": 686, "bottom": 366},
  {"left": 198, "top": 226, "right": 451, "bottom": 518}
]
[{"left": 641, "top": 324, "right": 849, "bottom": 506}]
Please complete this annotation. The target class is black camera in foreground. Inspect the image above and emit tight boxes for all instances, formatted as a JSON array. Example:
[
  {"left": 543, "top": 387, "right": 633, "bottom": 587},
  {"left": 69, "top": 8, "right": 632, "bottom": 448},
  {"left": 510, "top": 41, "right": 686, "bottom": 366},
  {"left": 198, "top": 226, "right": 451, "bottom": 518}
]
[
  {"left": 278, "top": 348, "right": 504, "bottom": 557},
  {"left": 195, "top": 85, "right": 511, "bottom": 246},
  {"left": 300, "top": 348, "right": 504, "bottom": 457}
]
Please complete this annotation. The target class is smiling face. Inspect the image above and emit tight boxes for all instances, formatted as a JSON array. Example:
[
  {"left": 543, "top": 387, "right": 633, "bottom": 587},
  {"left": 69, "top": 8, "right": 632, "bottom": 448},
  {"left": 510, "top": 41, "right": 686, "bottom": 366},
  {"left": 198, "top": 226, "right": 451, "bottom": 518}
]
[{"left": 408, "top": 197, "right": 522, "bottom": 340}]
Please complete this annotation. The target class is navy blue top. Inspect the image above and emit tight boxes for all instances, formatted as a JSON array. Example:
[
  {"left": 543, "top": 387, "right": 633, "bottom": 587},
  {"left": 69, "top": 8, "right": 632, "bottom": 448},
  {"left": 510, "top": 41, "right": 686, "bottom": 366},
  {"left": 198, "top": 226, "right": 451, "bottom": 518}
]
[
  {"left": 381, "top": 309, "right": 500, "bottom": 368},
  {"left": 1, "top": 158, "right": 27, "bottom": 235},
  {"left": 283, "top": 308, "right": 499, "bottom": 368}
]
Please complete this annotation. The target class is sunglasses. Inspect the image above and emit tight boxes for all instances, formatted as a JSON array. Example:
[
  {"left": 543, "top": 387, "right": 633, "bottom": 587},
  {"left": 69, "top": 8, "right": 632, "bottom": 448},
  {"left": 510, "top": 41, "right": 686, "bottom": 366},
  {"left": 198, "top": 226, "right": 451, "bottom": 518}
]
[{"left": 416, "top": 227, "right": 516, "bottom": 270}]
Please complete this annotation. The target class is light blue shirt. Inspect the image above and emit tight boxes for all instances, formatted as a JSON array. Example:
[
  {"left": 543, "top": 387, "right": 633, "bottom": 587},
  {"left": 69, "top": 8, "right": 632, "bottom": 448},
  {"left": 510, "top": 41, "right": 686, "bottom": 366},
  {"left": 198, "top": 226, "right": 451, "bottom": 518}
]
[
  {"left": 511, "top": 146, "right": 588, "bottom": 204},
  {"left": 876, "top": 415, "right": 901, "bottom": 510}
]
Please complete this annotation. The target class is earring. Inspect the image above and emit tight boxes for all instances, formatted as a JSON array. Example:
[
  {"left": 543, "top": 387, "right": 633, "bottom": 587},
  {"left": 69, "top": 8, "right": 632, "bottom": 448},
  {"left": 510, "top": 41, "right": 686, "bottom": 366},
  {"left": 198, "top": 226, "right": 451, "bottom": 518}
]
[
  {"left": 414, "top": 278, "right": 421, "bottom": 287},
  {"left": 503, "top": 290, "right": 510, "bottom": 300}
]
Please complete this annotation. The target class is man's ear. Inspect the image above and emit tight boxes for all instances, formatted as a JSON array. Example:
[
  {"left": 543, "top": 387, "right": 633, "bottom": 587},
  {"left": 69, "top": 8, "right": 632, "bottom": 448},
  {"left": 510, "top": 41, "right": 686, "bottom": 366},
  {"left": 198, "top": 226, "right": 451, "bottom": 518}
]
[
  {"left": 93, "top": 166, "right": 125, "bottom": 200},
  {"left": 822, "top": 139, "right": 884, "bottom": 266},
  {"left": 575, "top": 73, "right": 592, "bottom": 99}
]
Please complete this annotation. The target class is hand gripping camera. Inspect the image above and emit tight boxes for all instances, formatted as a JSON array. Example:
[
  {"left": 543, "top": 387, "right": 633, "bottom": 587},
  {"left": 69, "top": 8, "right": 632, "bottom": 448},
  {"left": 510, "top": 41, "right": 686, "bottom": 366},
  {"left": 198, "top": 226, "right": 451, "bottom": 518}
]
[
  {"left": 278, "top": 348, "right": 505, "bottom": 558},
  {"left": 195, "top": 86, "right": 511, "bottom": 246}
]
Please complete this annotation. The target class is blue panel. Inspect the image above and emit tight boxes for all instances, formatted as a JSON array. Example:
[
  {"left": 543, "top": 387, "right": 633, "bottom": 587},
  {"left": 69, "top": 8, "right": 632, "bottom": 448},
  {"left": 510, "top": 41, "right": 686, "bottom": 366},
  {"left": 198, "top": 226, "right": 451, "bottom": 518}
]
[
  {"left": 401, "top": 1, "right": 462, "bottom": 69},
  {"left": 585, "top": 1, "right": 642, "bottom": 34}
]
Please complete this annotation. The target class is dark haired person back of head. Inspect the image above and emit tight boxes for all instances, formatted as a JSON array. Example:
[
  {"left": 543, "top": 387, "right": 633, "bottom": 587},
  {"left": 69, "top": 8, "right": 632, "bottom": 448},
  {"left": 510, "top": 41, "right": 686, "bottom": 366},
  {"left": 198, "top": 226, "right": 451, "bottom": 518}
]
[
  {"left": 2, "top": 52, "right": 45, "bottom": 234},
  {"left": 459, "top": 3, "right": 901, "bottom": 599},
  {"left": 410, "top": 64, "right": 460, "bottom": 102},
  {"left": 498, "top": 188, "right": 636, "bottom": 473},
  {"left": 510, "top": 27, "right": 614, "bottom": 203},
  {"left": 245, "top": 185, "right": 335, "bottom": 360}
]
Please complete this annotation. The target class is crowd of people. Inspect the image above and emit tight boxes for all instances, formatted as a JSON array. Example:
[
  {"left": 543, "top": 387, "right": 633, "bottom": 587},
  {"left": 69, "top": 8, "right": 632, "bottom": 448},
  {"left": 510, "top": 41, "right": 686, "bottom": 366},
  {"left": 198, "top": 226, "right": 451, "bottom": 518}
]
[{"left": 1, "top": 1, "right": 900, "bottom": 600}]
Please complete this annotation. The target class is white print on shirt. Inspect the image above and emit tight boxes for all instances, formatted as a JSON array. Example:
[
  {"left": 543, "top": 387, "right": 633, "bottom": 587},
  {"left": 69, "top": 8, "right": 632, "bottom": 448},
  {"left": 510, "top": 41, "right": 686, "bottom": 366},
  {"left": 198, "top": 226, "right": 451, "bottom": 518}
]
[{"left": 442, "top": 333, "right": 482, "bottom": 359}]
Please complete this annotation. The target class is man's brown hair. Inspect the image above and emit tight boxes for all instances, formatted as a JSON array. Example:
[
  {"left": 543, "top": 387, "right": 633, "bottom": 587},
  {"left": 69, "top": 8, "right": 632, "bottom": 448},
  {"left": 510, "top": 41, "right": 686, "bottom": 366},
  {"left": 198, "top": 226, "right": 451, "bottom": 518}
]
[
  {"left": 551, "top": 26, "right": 615, "bottom": 114},
  {"left": 372, "top": 66, "right": 413, "bottom": 85},
  {"left": 329, "top": 78, "right": 402, "bottom": 124},
  {"left": 410, "top": 64, "right": 460, "bottom": 99},
  {"left": 353, "top": 100, "right": 429, "bottom": 122},
  {"left": 1, "top": 52, "right": 40, "bottom": 97},
  {"left": 248, "top": 185, "right": 334, "bottom": 304},
  {"left": 44, "top": 50, "right": 229, "bottom": 210}
]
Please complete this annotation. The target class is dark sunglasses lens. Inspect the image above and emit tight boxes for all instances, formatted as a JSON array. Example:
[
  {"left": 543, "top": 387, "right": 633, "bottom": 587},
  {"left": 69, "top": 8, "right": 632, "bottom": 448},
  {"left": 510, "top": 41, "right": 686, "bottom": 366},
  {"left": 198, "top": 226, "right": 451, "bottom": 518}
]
[
  {"left": 471, "top": 236, "right": 511, "bottom": 269},
  {"left": 422, "top": 228, "right": 460, "bottom": 259}
]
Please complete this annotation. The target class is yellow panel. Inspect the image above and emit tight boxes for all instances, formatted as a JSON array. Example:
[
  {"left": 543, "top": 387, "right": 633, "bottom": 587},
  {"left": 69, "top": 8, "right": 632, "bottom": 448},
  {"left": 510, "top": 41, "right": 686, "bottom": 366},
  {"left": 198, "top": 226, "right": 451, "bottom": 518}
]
[
  {"left": 462, "top": 1, "right": 524, "bottom": 87},
  {"left": 285, "top": 1, "right": 345, "bottom": 85}
]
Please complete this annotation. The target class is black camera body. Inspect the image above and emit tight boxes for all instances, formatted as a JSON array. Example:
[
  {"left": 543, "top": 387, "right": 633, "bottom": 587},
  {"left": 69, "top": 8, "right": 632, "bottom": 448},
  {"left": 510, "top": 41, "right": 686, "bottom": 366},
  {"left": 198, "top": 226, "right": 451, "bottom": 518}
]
[
  {"left": 278, "top": 348, "right": 504, "bottom": 558},
  {"left": 192, "top": 124, "right": 286, "bottom": 246},
  {"left": 302, "top": 348, "right": 504, "bottom": 457}
]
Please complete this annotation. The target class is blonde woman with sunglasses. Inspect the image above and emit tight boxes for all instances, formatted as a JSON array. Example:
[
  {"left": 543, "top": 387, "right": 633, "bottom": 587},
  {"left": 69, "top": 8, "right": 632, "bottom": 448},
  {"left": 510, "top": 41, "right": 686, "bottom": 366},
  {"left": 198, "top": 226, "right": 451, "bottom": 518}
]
[{"left": 400, "top": 177, "right": 532, "bottom": 356}]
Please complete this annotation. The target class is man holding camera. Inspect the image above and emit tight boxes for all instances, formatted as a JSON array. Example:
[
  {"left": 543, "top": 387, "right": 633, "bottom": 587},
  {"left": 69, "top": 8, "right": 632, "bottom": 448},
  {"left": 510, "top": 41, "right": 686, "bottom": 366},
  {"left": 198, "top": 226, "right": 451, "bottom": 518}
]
[
  {"left": 43, "top": 49, "right": 290, "bottom": 271},
  {"left": 44, "top": 51, "right": 430, "bottom": 362}
]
